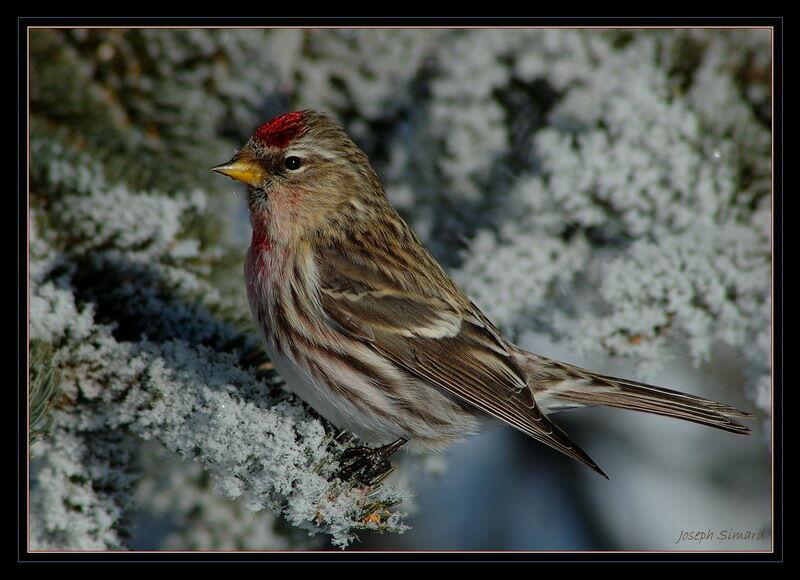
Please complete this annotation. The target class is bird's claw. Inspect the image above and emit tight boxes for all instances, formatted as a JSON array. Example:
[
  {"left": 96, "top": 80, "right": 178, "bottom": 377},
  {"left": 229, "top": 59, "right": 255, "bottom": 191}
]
[{"left": 335, "top": 439, "right": 407, "bottom": 485}]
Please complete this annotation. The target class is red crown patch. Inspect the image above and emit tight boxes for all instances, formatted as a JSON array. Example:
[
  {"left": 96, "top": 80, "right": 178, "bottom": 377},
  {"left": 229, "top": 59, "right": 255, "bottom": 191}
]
[{"left": 252, "top": 111, "right": 307, "bottom": 149}]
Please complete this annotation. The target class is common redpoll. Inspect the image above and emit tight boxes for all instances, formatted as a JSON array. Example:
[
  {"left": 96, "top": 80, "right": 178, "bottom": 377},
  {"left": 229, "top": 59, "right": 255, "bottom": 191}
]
[{"left": 213, "top": 109, "right": 752, "bottom": 483}]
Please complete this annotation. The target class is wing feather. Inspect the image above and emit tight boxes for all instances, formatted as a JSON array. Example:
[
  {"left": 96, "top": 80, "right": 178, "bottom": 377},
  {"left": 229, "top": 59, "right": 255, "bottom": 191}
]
[{"left": 315, "top": 239, "right": 607, "bottom": 477}]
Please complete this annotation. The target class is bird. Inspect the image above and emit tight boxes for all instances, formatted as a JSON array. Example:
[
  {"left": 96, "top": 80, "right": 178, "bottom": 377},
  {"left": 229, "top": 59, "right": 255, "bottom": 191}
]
[{"left": 212, "top": 109, "right": 752, "bottom": 484}]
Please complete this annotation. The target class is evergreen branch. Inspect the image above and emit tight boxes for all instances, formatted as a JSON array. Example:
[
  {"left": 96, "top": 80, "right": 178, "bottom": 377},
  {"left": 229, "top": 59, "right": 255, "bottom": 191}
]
[{"left": 28, "top": 339, "right": 62, "bottom": 446}]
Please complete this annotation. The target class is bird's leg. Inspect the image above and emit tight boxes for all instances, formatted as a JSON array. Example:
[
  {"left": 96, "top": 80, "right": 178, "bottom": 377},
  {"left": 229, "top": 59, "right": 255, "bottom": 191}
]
[{"left": 336, "top": 438, "right": 407, "bottom": 485}]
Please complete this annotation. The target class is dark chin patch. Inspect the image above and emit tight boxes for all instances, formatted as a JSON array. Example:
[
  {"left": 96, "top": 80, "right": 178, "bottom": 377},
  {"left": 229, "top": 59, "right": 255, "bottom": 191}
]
[
  {"left": 253, "top": 111, "right": 307, "bottom": 149},
  {"left": 247, "top": 187, "right": 269, "bottom": 210}
]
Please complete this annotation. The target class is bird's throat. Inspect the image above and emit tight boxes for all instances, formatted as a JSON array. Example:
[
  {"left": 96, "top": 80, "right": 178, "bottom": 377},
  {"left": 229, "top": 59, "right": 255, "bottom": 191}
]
[{"left": 250, "top": 213, "right": 272, "bottom": 254}]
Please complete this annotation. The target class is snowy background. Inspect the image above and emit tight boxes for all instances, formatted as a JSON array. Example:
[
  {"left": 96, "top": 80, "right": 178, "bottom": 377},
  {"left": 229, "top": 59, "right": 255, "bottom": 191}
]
[{"left": 27, "top": 27, "right": 772, "bottom": 552}]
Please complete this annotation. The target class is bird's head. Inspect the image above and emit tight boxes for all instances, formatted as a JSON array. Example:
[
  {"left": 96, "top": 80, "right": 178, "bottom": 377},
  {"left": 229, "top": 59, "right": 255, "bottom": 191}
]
[{"left": 212, "top": 110, "right": 385, "bottom": 245}]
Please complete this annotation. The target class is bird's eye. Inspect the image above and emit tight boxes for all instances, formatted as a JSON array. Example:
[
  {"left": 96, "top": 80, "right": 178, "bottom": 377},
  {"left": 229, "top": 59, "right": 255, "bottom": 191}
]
[{"left": 284, "top": 156, "right": 302, "bottom": 171}]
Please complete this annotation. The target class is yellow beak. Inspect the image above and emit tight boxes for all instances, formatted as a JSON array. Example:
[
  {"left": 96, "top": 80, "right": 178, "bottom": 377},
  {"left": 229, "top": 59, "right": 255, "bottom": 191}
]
[{"left": 211, "top": 154, "right": 266, "bottom": 186}]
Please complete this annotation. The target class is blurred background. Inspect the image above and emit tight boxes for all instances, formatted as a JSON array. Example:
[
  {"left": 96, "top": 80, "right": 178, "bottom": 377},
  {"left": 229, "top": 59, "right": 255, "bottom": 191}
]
[{"left": 28, "top": 26, "right": 772, "bottom": 552}]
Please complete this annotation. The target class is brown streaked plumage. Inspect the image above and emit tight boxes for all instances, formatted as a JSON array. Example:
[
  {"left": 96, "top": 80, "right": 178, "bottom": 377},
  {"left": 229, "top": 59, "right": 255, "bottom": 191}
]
[{"left": 213, "top": 109, "right": 752, "bottom": 483}]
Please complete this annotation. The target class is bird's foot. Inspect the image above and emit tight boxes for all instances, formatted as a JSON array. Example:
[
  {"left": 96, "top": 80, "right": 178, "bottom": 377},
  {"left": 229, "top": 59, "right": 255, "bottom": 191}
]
[{"left": 336, "top": 439, "right": 407, "bottom": 485}]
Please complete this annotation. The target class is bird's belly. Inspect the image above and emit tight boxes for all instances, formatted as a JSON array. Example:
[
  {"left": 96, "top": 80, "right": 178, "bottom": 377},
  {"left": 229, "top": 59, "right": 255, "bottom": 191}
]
[
  {"left": 263, "top": 339, "right": 368, "bottom": 432},
  {"left": 260, "top": 336, "right": 483, "bottom": 453}
]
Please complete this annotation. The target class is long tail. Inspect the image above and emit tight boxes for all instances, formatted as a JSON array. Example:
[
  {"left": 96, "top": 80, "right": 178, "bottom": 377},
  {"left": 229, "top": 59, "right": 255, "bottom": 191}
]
[{"left": 521, "top": 353, "right": 753, "bottom": 436}]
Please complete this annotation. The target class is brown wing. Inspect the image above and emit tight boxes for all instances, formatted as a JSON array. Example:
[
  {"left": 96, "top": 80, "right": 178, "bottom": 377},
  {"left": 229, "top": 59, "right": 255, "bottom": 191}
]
[{"left": 315, "top": 239, "right": 608, "bottom": 478}]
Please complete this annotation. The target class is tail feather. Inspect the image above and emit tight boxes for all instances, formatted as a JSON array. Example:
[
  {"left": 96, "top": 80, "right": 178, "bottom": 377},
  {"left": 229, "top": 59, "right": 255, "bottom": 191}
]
[
  {"left": 555, "top": 375, "right": 752, "bottom": 435},
  {"left": 524, "top": 356, "right": 753, "bottom": 436}
]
